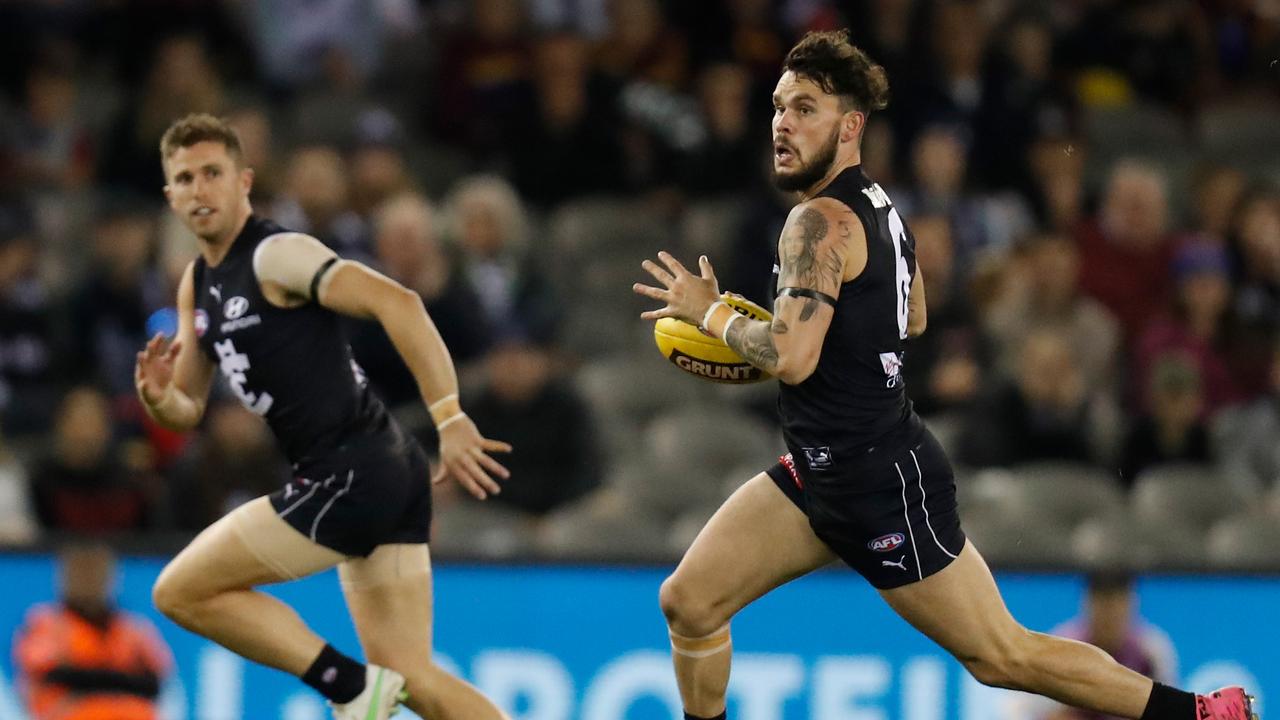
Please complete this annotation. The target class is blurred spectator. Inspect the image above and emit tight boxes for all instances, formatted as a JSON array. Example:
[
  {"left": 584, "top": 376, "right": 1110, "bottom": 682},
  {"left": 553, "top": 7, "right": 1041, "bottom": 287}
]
[
  {"left": 894, "top": 124, "right": 1031, "bottom": 269},
  {"left": 502, "top": 30, "right": 626, "bottom": 207},
  {"left": 2, "top": 48, "right": 93, "bottom": 195},
  {"left": 986, "top": 232, "right": 1122, "bottom": 396},
  {"left": 100, "top": 35, "right": 224, "bottom": 195},
  {"left": 67, "top": 199, "right": 167, "bottom": 399},
  {"left": 272, "top": 145, "right": 371, "bottom": 262},
  {"left": 1134, "top": 239, "right": 1241, "bottom": 417},
  {"left": 1190, "top": 163, "right": 1247, "bottom": 243},
  {"left": 595, "top": 0, "right": 689, "bottom": 90},
  {"left": 433, "top": 0, "right": 531, "bottom": 154},
  {"left": 465, "top": 340, "right": 602, "bottom": 516},
  {"left": 225, "top": 105, "right": 281, "bottom": 204},
  {"left": 348, "top": 109, "right": 416, "bottom": 219},
  {"left": 12, "top": 542, "right": 172, "bottom": 720},
  {"left": 244, "top": 0, "right": 392, "bottom": 91},
  {"left": 1078, "top": 160, "right": 1175, "bottom": 344},
  {"left": 677, "top": 62, "right": 762, "bottom": 197},
  {"left": 1027, "top": 571, "right": 1178, "bottom": 720},
  {"left": 1119, "top": 355, "right": 1211, "bottom": 487},
  {"left": 709, "top": 0, "right": 789, "bottom": 96},
  {"left": 0, "top": 425, "right": 37, "bottom": 545},
  {"left": 1027, "top": 133, "right": 1087, "bottom": 233},
  {"left": 1058, "top": 0, "right": 1203, "bottom": 109},
  {"left": 957, "top": 330, "right": 1114, "bottom": 468},
  {"left": 0, "top": 220, "right": 62, "bottom": 436},
  {"left": 168, "top": 400, "right": 287, "bottom": 531},
  {"left": 448, "top": 176, "right": 561, "bottom": 344},
  {"left": 350, "top": 192, "right": 491, "bottom": 417},
  {"left": 901, "top": 215, "right": 984, "bottom": 417},
  {"left": 894, "top": 0, "right": 990, "bottom": 150},
  {"left": 1225, "top": 185, "right": 1280, "bottom": 394},
  {"left": 973, "top": 10, "right": 1069, "bottom": 192},
  {"left": 29, "top": 387, "right": 155, "bottom": 534}
]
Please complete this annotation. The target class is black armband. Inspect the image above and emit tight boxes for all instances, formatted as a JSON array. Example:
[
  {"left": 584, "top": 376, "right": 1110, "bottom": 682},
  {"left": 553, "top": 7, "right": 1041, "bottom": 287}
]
[
  {"left": 777, "top": 286, "right": 837, "bottom": 307},
  {"left": 309, "top": 257, "right": 340, "bottom": 301}
]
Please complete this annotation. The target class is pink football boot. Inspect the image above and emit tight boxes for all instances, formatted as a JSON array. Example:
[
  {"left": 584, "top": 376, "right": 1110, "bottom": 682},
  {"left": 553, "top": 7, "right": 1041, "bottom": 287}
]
[{"left": 1195, "top": 687, "right": 1258, "bottom": 720}]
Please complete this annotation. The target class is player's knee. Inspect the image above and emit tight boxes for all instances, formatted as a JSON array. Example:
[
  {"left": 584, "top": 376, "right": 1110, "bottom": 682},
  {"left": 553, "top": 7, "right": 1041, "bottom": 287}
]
[
  {"left": 659, "top": 575, "right": 726, "bottom": 638},
  {"left": 961, "top": 630, "right": 1036, "bottom": 690},
  {"left": 152, "top": 570, "right": 193, "bottom": 625}
]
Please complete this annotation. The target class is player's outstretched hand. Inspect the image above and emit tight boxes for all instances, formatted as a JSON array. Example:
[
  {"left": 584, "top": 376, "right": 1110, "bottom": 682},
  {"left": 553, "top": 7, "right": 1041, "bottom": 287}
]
[
  {"left": 432, "top": 415, "right": 512, "bottom": 500},
  {"left": 633, "top": 251, "right": 721, "bottom": 326},
  {"left": 134, "top": 332, "right": 181, "bottom": 406}
]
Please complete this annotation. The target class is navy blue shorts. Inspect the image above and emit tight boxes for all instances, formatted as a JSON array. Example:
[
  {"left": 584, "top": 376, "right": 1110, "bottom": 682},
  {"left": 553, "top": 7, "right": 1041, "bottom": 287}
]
[
  {"left": 766, "top": 427, "right": 965, "bottom": 589},
  {"left": 269, "top": 426, "right": 432, "bottom": 557}
]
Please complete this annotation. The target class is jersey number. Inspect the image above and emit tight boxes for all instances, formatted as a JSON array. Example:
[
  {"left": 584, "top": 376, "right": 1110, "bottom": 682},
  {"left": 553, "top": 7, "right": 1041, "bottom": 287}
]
[
  {"left": 214, "top": 338, "right": 274, "bottom": 416},
  {"left": 887, "top": 207, "right": 912, "bottom": 340}
]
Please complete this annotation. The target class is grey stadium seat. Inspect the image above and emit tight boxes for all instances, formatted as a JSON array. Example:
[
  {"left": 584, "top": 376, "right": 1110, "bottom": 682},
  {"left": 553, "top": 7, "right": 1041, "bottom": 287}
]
[
  {"left": 1071, "top": 512, "right": 1206, "bottom": 571},
  {"left": 1206, "top": 513, "right": 1280, "bottom": 571},
  {"left": 1004, "top": 462, "right": 1126, "bottom": 532},
  {"left": 1131, "top": 464, "right": 1257, "bottom": 535},
  {"left": 535, "top": 500, "right": 675, "bottom": 563},
  {"left": 963, "top": 509, "right": 1075, "bottom": 568},
  {"left": 430, "top": 501, "right": 538, "bottom": 561}
]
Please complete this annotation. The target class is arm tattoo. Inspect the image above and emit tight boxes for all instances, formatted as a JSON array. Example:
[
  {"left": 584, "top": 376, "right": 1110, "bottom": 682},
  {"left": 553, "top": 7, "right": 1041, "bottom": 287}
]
[
  {"left": 725, "top": 317, "right": 787, "bottom": 373},
  {"left": 778, "top": 208, "right": 846, "bottom": 321}
]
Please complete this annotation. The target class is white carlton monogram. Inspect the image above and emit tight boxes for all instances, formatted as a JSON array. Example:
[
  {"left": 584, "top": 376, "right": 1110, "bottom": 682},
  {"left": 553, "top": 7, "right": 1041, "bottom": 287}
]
[{"left": 214, "top": 338, "right": 274, "bottom": 416}]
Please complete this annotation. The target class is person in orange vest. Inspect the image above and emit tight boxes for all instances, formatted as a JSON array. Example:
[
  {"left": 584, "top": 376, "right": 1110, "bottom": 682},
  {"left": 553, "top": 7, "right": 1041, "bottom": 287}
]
[{"left": 12, "top": 542, "right": 172, "bottom": 720}]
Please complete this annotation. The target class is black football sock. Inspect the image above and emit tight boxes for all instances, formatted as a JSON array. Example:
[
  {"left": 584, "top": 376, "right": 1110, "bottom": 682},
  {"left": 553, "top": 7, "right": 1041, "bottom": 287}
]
[
  {"left": 302, "top": 644, "right": 366, "bottom": 704},
  {"left": 684, "top": 712, "right": 727, "bottom": 720},
  {"left": 1140, "top": 682, "right": 1197, "bottom": 720}
]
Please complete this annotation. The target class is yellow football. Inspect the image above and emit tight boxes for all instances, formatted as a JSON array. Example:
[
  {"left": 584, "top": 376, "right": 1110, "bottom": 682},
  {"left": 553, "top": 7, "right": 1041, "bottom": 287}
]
[{"left": 654, "top": 294, "right": 773, "bottom": 384}]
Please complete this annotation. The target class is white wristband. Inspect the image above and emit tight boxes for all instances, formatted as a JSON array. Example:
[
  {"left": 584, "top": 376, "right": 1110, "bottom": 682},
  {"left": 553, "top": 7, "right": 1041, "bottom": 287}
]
[
  {"left": 429, "top": 394, "right": 458, "bottom": 413},
  {"left": 702, "top": 301, "right": 729, "bottom": 333},
  {"left": 721, "top": 312, "right": 744, "bottom": 345},
  {"left": 436, "top": 412, "right": 467, "bottom": 431}
]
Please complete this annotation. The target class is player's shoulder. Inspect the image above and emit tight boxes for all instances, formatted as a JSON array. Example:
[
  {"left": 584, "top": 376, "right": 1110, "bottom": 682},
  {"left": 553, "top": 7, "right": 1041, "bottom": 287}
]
[{"left": 785, "top": 196, "right": 858, "bottom": 232}]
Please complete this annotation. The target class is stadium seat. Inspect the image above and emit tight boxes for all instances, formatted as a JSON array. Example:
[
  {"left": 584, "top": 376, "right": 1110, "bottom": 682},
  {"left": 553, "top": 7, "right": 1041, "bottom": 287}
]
[
  {"left": 636, "top": 406, "right": 780, "bottom": 519},
  {"left": 536, "top": 500, "right": 675, "bottom": 562},
  {"left": 1206, "top": 512, "right": 1280, "bottom": 571},
  {"left": 430, "top": 501, "right": 539, "bottom": 561},
  {"left": 1004, "top": 462, "right": 1126, "bottom": 532},
  {"left": 1083, "top": 104, "right": 1189, "bottom": 159},
  {"left": 1131, "top": 464, "right": 1256, "bottom": 535},
  {"left": 1198, "top": 103, "right": 1280, "bottom": 170},
  {"left": 680, "top": 199, "right": 746, "bottom": 259},
  {"left": 1071, "top": 512, "right": 1205, "bottom": 571},
  {"left": 574, "top": 353, "right": 715, "bottom": 432},
  {"left": 962, "top": 509, "right": 1076, "bottom": 568}
]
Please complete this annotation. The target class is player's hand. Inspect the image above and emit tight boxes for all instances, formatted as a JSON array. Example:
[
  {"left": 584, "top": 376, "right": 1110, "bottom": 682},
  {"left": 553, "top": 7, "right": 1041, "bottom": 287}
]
[
  {"left": 134, "top": 333, "right": 181, "bottom": 406},
  {"left": 432, "top": 415, "right": 512, "bottom": 500},
  {"left": 633, "top": 251, "right": 721, "bottom": 325}
]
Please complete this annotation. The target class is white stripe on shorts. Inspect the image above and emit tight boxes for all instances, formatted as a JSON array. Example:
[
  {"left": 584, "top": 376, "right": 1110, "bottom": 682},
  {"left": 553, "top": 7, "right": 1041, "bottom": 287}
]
[
  {"left": 309, "top": 470, "right": 355, "bottom": 542},
  {"left": 895, "top": 461, "right": 923, "bottom": 581},
  {"left": 912, "top": 449, "right": 958, "bottom": 559}
]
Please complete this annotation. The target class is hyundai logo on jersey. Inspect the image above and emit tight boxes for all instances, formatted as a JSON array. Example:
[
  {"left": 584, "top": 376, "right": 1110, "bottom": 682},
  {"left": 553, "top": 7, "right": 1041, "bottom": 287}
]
[
  {"left": 223, "top": 296, "right": 250, "bottom": 320},
  {"left": 868, "top": 532, "right": 906, "bottom": 552}
]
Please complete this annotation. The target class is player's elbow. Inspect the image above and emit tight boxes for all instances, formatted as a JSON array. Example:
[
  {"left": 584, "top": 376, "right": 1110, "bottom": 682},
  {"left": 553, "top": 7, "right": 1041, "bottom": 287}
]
[
  {"left": 373, "top": 283, "right": 425, "bottom": 320},
  {"left": 907, "top": 312, "right": 926, "bottom": 338},
  {"left": 774, "top": 352, "right": 819, "bottom": 385}
]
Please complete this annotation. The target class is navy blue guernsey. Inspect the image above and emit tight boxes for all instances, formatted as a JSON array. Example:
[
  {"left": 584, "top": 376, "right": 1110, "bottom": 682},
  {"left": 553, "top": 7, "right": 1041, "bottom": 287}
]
[
  {"left": 192, "top": 215, "right": 390, "bottom": 465},
  {"left": 773, "top": 166, "right": 924, "bottom": 464}
]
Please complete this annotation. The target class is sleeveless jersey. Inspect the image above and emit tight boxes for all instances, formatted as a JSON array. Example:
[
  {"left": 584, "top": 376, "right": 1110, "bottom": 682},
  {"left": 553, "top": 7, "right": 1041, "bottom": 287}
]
[
  {"left": 774, "top": 165, "right": 923, "bottom": 463},
  {"left": 192, "top": 215, "right": 389, "bottom": 464}
]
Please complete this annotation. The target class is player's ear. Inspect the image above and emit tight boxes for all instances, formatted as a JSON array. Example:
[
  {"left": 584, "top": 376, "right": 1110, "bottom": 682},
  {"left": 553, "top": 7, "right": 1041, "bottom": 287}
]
[
  {"left": 841, "top": 109, "right": 864, "bottom": 144},
  {"left": 240, "top": 166, "right": 255, "bottom": 193}
]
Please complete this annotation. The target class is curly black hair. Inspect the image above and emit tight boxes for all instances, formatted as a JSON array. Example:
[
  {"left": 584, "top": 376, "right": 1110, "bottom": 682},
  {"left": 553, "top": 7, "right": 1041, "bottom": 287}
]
[{"left": 783, "top": 30, "right": 890, "bottom": 113}]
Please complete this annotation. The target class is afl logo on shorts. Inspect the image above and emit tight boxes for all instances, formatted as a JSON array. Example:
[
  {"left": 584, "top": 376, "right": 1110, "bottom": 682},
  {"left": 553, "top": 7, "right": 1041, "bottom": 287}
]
[
  {"left": 868, "top": 532, "right": 905, "bottom": 552},
  {"left": 194, "top": 309, "right": 209, "bottom": 338},
  {"left": 224, "top": 296, "right": 250, "bottom": 320}
]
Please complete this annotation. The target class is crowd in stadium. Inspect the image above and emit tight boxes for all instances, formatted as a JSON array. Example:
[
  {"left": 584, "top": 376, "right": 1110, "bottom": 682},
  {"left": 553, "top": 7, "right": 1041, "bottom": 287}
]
[{"left": 0, "top": 0, "right": 1278, "bottom": 566}]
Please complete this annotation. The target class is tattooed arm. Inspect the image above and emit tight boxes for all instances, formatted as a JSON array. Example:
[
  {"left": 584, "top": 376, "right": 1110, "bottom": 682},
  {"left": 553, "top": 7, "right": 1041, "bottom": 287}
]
[{"left": 723, "top": 198, "right": 863, "bottom": 384}]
